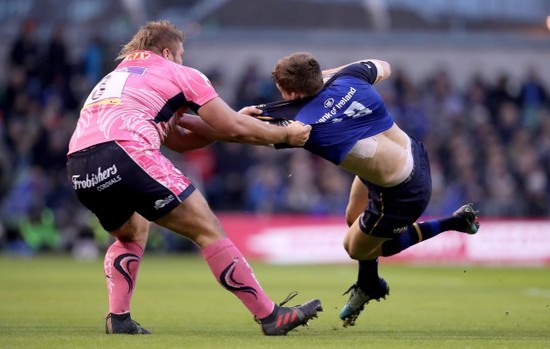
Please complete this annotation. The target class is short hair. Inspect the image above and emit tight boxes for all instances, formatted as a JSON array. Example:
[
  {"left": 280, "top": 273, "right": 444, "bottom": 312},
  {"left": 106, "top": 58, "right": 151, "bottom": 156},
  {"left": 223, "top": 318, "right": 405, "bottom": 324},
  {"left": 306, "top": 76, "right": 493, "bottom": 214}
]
[
  {"left": 117, "top": 20, "right": 185, "bottom": 60},
  {"left": 271, "top": 52, "right": 324, "bottom": 96}
]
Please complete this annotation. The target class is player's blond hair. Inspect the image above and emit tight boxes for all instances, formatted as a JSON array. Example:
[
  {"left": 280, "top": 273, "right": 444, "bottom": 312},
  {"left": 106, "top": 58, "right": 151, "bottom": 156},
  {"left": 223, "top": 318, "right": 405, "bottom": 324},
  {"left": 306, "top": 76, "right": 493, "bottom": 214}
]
[
  {"left": 117, "top": 20, "right": 185, "bottom": 60},
  {"left": 272, "top": 52, "right": 324, "bottom": 96}
]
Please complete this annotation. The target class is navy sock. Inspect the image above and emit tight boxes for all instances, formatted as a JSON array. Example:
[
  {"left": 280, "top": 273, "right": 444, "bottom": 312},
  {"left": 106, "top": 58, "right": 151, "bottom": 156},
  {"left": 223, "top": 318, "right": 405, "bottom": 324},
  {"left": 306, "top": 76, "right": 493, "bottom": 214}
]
[
  {"left": 381, "top": 219, "right": 451, "bottom": 257},
  {"left": 356, "top": 258, "right": 380, "bottom": 291}
]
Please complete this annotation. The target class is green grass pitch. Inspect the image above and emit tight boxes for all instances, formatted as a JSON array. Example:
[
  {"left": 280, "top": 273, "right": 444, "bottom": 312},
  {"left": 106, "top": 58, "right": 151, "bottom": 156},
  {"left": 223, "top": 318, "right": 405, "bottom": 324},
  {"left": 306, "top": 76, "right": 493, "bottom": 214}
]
[{"left": 1, "top": 254, "right": 549, "bottom": 349}]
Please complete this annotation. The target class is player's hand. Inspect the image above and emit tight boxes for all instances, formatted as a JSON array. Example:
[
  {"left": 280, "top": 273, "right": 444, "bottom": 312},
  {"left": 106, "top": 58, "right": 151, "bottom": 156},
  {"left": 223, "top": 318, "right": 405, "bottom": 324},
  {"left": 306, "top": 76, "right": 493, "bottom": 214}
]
[
  {"left": 284, "top": 121, "right": 311, "bottom": 146},
  {"left": 238, "top": 105, "right": 262, "bottom": 116}
]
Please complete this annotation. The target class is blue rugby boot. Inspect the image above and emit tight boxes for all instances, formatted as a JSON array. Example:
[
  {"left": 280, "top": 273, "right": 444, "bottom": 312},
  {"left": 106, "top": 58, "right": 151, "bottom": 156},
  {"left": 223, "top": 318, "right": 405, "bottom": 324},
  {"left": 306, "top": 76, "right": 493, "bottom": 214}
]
[{"left": 339, "top": 279, "right": 389, "bottom": 327}]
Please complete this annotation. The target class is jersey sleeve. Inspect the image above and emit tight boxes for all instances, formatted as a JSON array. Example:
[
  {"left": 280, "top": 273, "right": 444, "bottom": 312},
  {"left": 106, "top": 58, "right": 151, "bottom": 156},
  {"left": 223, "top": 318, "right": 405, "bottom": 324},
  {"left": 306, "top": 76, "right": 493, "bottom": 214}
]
[
  {"left": 174, "top": 66, "right": 219, "bottom": 113},
  {"left": 327, "top": 62, "right": 379, "bottom": 85},
  {"left": 257, "top": 97, "right": 314, "bottom": 120}
]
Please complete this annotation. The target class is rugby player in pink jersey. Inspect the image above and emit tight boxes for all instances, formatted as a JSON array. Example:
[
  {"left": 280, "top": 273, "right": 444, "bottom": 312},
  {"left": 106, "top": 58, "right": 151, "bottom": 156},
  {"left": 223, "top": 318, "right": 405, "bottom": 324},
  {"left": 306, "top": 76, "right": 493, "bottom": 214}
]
[{"left": 66, "top": 20, "right": 320, "bottom": 336}]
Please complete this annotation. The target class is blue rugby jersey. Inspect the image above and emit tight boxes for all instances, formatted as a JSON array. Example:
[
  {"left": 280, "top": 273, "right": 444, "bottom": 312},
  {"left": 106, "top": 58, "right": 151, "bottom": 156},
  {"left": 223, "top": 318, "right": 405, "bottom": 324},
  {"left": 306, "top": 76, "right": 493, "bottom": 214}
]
[{"left": 259, "top": 61, "right": 394, "bottom": 164}]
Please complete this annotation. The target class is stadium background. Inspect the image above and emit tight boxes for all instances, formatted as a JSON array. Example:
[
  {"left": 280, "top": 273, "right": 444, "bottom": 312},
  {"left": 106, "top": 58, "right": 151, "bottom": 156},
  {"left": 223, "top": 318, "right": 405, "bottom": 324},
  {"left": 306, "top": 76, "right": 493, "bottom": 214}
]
[{"left": 0, "top": 0, "right": 549, "bottom": 263}]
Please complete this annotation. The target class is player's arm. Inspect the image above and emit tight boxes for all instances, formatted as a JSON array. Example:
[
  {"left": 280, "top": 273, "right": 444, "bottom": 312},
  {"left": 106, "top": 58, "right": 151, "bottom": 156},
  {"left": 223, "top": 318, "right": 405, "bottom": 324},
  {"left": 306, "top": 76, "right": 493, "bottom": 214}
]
[
  {"left": 176, "top": 113, "right": 225, "bottom": 140},
  {"left": 323, "top": 59, "right": 391, "bottom": 84},
  {"left": 163, "top": 122, "right": 215, "bottom": 152},
  {"left": 180, "top": 97, "right": 311, "bottom": 146}
]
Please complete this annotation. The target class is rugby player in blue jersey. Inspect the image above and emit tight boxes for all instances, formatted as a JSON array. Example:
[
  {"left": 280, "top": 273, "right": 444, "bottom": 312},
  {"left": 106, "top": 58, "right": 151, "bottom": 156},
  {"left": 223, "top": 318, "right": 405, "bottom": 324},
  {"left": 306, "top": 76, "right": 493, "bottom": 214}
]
[{"left": 256, "top": 52, "right": 480, "bottom": 327}]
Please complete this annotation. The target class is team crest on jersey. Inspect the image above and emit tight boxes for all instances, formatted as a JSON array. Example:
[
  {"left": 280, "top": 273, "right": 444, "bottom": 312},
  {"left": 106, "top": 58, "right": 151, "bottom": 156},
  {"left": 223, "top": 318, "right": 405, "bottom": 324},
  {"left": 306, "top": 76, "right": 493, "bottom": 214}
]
[{"left": 324, "top": 98, "right": 334, "bottom": 108}]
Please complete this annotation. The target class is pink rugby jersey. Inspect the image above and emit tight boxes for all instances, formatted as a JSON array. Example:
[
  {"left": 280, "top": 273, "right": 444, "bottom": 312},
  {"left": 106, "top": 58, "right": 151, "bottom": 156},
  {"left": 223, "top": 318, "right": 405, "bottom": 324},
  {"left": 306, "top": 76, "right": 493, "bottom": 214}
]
[{"left": 68, "top": 51, "right": 218, "bottom": 155}]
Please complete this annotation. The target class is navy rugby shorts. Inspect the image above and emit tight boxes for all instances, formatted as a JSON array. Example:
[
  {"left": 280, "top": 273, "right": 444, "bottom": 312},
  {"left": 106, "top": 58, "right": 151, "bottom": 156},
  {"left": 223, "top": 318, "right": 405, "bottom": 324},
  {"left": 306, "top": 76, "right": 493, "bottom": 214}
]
[
  {"left": 67, "top": 141, "right": 195, "bottom": 231},
  {"left": 359, "top": 137, "right": 432, "bottom": 238}
]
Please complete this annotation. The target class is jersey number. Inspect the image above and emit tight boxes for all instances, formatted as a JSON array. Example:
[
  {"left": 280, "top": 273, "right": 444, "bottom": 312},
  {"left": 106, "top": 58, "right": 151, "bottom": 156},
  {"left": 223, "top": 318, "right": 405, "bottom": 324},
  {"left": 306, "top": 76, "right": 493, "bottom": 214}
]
[
  {"left": 83, "top": 71, "right": 131, "bottom": 106},
  {"left": 344, "top": 101, "right": 373, "bottom": 118}
]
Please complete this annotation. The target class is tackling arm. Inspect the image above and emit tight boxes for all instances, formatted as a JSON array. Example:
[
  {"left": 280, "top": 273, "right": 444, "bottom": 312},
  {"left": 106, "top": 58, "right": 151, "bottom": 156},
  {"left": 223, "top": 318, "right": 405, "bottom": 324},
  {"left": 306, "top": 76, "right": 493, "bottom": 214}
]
[{"left": 179, "top": 97, "right": 311, "bottom": 146}]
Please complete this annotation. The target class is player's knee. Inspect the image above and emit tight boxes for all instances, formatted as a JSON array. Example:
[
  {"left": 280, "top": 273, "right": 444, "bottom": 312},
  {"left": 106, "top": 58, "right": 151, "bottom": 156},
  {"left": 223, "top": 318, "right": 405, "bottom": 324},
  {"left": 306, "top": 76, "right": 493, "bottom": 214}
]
[
  {"left": 346, "top": 247, "right": 359, "bottom": 260},
  {"left": 345, "top": 239, "right": 380, "bottom": 260},
  {"left": 110, "top": 214, "right": 149, "bottom": 246},
  {"left": 345, "top": 243, "right": 367, "bottom": 260},
  {"left": 347, "top": 247, "right": 366, "bottom": 260}
]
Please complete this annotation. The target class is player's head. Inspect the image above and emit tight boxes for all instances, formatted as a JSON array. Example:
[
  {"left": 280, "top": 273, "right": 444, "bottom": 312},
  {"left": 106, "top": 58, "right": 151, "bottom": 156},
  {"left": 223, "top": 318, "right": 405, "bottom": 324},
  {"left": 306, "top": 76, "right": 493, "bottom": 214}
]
[
  {"left": 272, "top": 52, "right": 324, "bottom": 100},
  {"left": 117, "top": 20, "right": 185, "bottom": 64}
]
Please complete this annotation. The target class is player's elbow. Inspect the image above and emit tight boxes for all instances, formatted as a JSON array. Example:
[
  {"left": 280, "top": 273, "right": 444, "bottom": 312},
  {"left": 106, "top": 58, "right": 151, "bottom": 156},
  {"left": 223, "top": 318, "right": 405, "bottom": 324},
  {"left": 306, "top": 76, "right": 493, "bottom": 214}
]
[{"left": 378, "top": 60, "right": 391, "bottom": 78}]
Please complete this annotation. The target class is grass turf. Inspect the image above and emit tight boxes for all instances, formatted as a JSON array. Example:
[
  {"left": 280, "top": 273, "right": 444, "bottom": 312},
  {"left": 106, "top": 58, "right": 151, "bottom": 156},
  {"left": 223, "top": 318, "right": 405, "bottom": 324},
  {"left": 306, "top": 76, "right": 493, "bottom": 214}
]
[{"left": 0, "top": 254, "right": 549, "bottom": 349}]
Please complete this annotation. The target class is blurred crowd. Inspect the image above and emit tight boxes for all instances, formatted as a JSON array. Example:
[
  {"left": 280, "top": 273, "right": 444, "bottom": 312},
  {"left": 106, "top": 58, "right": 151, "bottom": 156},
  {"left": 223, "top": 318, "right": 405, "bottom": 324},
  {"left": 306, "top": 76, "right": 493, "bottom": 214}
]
[{"left": 0, "top": 19, "right": 548, "bottom": 256}]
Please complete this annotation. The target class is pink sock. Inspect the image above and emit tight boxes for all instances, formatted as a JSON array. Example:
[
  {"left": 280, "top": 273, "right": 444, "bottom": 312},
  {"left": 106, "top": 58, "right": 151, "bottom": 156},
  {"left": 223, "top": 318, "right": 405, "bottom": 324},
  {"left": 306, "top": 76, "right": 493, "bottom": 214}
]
[
  {"left": 104, "top": 240, "right": 144, "bottom": 314},
  {"left": 202, "top": 238, "right": 274, "bottom": 319}
]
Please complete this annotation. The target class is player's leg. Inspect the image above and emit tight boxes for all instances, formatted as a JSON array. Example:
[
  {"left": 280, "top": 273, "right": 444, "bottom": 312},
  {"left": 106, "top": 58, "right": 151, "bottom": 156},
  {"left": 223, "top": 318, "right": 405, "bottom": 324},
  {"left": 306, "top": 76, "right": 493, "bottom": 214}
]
[
  {"left": 105, "top": 213, "right": 149, "bottom": 316},
  {"left": 155, "top": 190, "right": 277, "bottom": 319},
  {"left": 341, "top": 179, "right": 391, "bottom": 327},
  {"left": 67, "top": 141, "right": 153, "bottom": 334},
  {"left": 380, "top": 203, "right": 479, "bottom": 256},
  {"left": 340, "top": 217, "right": 390, "bottom": 325},
  {"left": 375, "top": 136, "right": 479, "bottom": 256},
  {"left": 343, "top": 177, "right": 387, "bottom": 296},
  {"left": 104, "top": 213, "right": 151, "bottom": 334},
  {"left": 340, "top": 202, "right": 479, "bottom": 328},
  {"left": 341, "top": 169, "right": 427, "bottom": 327},
  {"left": 155, "top": 184, "right": 322, "bottom": 335},
  {"left": 340, "top": 139, "right": 428, "bottom": 326}
]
